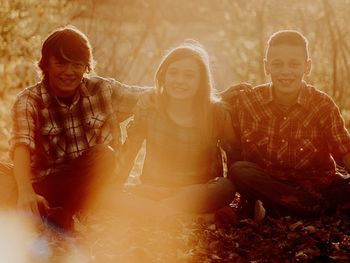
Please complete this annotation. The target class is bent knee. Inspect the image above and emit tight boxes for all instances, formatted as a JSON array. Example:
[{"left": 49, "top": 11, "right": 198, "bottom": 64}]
[
  {"left": 228, "top": 161, "right": 259, "bottom": 181},
  {"left": 212, "top": 177, "right": 236, "bottom": 202}
]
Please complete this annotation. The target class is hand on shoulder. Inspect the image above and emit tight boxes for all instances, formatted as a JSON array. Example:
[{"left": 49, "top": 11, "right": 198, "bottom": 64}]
[
  {"left": 219, "top": 82, "right": 253, "bottom": 102},
  {"left": 137, "top": 88, "right": 158, "bottom": 110}
]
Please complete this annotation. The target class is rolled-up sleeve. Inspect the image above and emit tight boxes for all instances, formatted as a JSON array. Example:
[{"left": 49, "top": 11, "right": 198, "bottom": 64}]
[
  {"left": 324, "top": 100, "right": 350, "bottom": 163},
  {"left": 109, "top": 78, "right": 149, "bottom": 118},
  {"left": 117, "top": 106, "right": 148, "bottom": 183},
  {"left": 9, "top": 94, "right": 37, "bottom": 159}
]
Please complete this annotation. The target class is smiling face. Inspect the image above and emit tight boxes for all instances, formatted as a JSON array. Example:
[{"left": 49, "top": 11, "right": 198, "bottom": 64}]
[
  {"left": 264, "top": 44, "right": 311, "bottom": 98},
  {"left": 46, "top": 56, "right": 87, "bottom": 97},
  {"left": 163, "top": 58, "right": 201, "bottom": 100}
]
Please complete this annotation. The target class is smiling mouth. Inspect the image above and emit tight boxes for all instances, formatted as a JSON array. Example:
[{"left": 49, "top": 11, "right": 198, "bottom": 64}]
[
  {"left": 59, "top": 78, "right": 77, "bottom": 85},
  {"left": 173, "top": 86, "right": 189, "bottom": 92},
  {"left": 278, "top": 79, "right": 294, "bottom": 86}
]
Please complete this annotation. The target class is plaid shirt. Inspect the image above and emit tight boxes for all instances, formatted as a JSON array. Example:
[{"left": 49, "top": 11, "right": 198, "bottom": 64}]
[
  {"left": 230, "top": 82, "right": 350, "bottom": 193},
  {"left": 10, "top": 76, "right": 143, "bottom": 180}
]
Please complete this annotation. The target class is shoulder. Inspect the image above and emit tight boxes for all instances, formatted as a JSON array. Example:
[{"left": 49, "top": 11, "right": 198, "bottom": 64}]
[
  {"left": 235, "top": 83, "right": 270, "bottom": 102},
  {"left": 252, "top": 83, "right": 270, "bottom": 92},
  {"left": 229, "top": 83, "right": 271, "bottom": 113},
  {"left": 14, "top": 82, "right": 44, "bottom": 106},
  {"left": 304, "top": 84, "right": 338, "bottom": 108},
  {"left": 250, "top": 83, "right": 271, "bottom": 99},
  {"left": 135, "top": 102, "right": 158, "bottom": 120},
  {"left": 211, "top": 100, "right": 232, "bottom": 124},
  {"left": 84, "top": 76, "right": 114, "bottom": 95}
]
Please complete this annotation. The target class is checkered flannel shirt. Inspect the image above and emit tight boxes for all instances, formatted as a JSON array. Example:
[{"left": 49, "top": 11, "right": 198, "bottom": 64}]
[
  {"left": 10, "top": 76, "right": 144, "bottom": 180},
  {"left": 230, "top": 82, "right": 350, "bottom": 192}
]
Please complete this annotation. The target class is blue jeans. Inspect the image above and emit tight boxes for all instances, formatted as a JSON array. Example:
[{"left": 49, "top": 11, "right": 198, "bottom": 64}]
[{"left": 0, "top": 144, "right": 115, "bottom": 231}]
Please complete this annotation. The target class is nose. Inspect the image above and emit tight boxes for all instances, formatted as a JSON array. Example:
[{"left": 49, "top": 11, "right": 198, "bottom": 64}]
[
  {"left": 64, "top": 63, "right": 75, "bottom": 74},
  {"left": 174, "top": 73, "right": 185, "bottom": 84},
  {"left": 280, "top": 65, "right": 292, "bottom": 75}
]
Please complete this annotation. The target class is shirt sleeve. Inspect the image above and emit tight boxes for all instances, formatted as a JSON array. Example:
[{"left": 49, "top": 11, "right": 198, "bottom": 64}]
[
  {"left": 109, "top": 78, "right": 151, "bottom": 120},
  {"left": 323, "top": 99, "right": 350, "bottom": 163},
  {"left": 215, "top": 103, "right": 241, "bottom": 167},
  {"left": 9, "top": 94, "right": 37, "bottom": 159},
  {"left": 117, "top": 106, "right": 148, "bottom": 184}
]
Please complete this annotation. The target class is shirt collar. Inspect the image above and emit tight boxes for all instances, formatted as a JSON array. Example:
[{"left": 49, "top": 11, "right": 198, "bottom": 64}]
[
  {"left": 295, "top": 81, "right": 310, "bottom": 109},
  {"left": 260, "top": 81, "right": 310, "bottom": 109},
  {"left": 40, "top": 78, "right": 91, "bottom": 107},
  {"left": 260, "top": 83, "right": 274, "bottom": 105},
  {"left": 41, "top": 81, "right": 54, "bottom": 106},
  {"left": 80, "top": 78, "right": 91, "bottom": 97}
]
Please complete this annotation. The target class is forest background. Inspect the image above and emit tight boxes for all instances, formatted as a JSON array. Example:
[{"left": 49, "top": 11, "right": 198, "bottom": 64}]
[
  {"left": 1, "top": 0, "right": 350, "bottom": 158},
  {"left": 1, "top": 1, "right": 350, "bottom": 262}
]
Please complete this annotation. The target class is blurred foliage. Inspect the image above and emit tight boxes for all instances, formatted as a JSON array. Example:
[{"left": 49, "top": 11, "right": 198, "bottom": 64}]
[
  {"left": 0, "top": 0, "right": 85, "bottom": 94},
  {"left": 1, "top": 2, "right": 350, "bottom": 260},
  {"left": 1, "top": 0, "right": 350, "bottom": 154}
]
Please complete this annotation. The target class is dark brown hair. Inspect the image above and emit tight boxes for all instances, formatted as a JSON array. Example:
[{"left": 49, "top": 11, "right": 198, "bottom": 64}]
[{"left": 38, "top": 25, "right": 94, "bottom": 78}]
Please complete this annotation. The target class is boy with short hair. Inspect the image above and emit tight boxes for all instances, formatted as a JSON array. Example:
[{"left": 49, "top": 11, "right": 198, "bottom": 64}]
[
  {"left": 0, "top": 25, "right": 147, "bottom": 231},
  {"left": 227, "top": 30, "right": 350, "bottom": 217}
]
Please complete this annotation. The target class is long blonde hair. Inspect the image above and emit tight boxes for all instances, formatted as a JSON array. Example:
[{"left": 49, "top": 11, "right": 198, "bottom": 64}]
[{"left": 155, "top": 40, "right": 218, "bottom": 141}]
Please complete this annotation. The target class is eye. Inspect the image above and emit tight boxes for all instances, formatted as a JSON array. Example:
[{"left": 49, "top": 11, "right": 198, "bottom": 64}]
[
  {"left": 290, "top": 62, "right": 301, "bottom": 68},
  {"left": 55, "top": 61, "right": 66, "bottom": 66},
  {"left": 72, "top": 62, "right": 86, "bottom": 70},
  {"left": 184, "top": 72, "right": 195, "bottom": 79},
  {"left": 166, "top": 69, "right": 178, "bottom": 77},
  {"left": 271, "top": 62, "right": 282, "bottom": 67}
]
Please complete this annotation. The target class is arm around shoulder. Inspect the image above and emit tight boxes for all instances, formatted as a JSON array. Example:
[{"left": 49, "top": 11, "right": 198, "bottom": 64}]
[
  {"left": 108, "top": 77, "right": 155, "bottom": 122},
  {"left": 218, "top": 106, "right": 241, "bottom": 168},
  {"left": 342, "top": 153, "right": 350, "bottom": 173},
  {"left": 116, "top": 106, "right": 149, "bottom": 185}
]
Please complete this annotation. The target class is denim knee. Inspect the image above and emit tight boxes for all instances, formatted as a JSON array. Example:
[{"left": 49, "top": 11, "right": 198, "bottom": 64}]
[
  {"left": 228, "top": 161, "right": 257, "bottom": 181},
  {"left": 210, "top": 177, "right": 236, "bottom": 206}
]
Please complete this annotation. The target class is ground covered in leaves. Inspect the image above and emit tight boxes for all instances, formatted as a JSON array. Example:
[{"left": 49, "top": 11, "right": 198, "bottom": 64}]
[
  {"left": 79, "top": 211, "right": 350, "bottom": 263},
  {"left": 5, "top": 207, "right": 348, "bottom": 263}
]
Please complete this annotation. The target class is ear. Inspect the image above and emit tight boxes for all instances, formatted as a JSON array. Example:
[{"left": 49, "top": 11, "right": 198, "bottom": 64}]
[
  {"left": 305, "top": 59, "right": 312, "bottom": 75},
  {"left": 264, "top": 59, "right": 270, "bottom": 75}
]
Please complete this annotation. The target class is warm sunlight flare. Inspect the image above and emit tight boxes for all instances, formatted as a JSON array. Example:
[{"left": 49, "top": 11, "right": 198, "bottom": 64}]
[
  {"left": 0, "top": 211, "right": 87, "bottom": 263},
  {"left": 1, "top": 0, "right": 350, "bottom": 262},
  {"left": 0, "top": 212, "right": 37, "bottom": 263}
]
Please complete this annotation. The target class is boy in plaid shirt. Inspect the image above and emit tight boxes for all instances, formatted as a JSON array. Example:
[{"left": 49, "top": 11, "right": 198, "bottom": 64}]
[
  {"left": 0, "top": 25, "right": 147, "bottom": 231},
  {"left": 227, "top": 30, "right": 350, "bottom": 218}
]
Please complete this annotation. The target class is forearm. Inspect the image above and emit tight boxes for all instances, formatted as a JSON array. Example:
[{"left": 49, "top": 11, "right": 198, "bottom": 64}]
[
  {"left": 13, "top": 145, "right": 35, "bottom": 194},
  {"left": 111, "top": 79, "right": 155, "bottom": 121},
  {"left": 220, "top": 109, "right": 241, "bottom": 167},
  {"left": 117, "top": 138, "right": 143, "bottom": 185},
  {"left": 12, "top": 144, "right": 48, "bottom": 215},
  {"left": 342, "top": 153, "right": 350, "bottom": 173}
]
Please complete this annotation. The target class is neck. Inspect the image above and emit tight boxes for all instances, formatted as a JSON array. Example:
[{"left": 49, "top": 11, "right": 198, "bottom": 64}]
[{"left": 273, "top": 90, "right": 299, "bottom": 108}]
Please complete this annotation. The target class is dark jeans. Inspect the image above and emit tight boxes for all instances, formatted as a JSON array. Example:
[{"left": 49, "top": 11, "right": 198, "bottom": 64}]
[
  {"left": 228, "top": 161, "right": 350, "bottom": 216},
  {"left": 128, "top": 177, "right": 236, "bottom": 213},
  {"left": 0, "top": 144, "right": 115, "bottom": 231}
]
